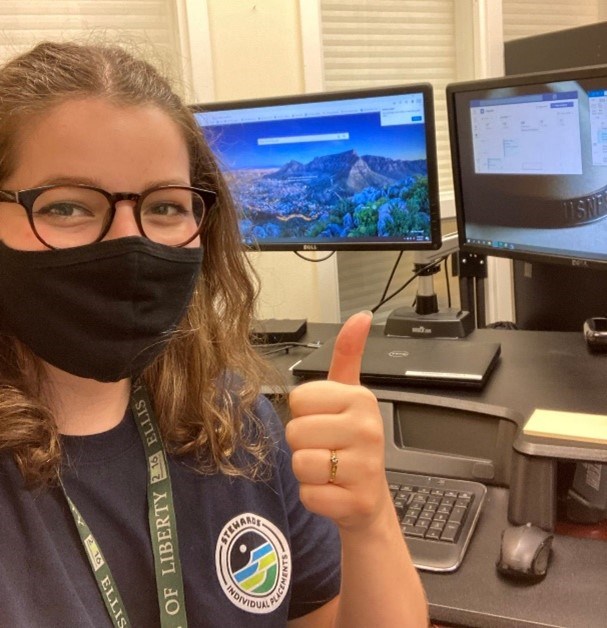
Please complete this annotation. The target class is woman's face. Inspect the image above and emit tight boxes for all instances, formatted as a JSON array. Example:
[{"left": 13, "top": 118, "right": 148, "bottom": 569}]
[{"left": 0, "top": 97, "right": 192, "bottom": 251}]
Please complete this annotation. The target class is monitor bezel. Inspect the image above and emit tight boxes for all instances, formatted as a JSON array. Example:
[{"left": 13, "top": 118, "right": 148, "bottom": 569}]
[
  {"left": 190, "top": 83, "right": 442, "bottom": 252},
  {"left": 446, "top": 64, "right": 607, "bottom": 271}
]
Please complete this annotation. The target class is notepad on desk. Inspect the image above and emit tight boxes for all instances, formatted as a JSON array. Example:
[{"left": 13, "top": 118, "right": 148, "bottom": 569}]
[{"left": 523, "top": 409, "right": 607, "bottom": 445}]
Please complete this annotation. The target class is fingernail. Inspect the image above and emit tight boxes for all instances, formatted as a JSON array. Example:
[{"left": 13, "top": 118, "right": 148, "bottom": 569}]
[{"left": 360, "top": 310, "right": 374, "bottom": 319}]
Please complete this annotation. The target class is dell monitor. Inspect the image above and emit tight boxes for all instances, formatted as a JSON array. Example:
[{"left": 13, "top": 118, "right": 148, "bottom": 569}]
[
  {"left": 191, "top": 84, "right": 441, "bottom": 252},
  {"left": 447, "top": 64, "right": 607, "bottom": 271}
]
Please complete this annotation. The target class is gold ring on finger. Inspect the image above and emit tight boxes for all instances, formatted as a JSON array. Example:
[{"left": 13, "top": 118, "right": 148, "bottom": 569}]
[{"left": 328, "top": 450, "right": 339, "bottom": 484}]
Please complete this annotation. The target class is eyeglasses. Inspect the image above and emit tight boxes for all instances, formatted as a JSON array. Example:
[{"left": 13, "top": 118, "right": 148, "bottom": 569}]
[{"left": 0, "top": 183, "right": 217, "bottom": 249}]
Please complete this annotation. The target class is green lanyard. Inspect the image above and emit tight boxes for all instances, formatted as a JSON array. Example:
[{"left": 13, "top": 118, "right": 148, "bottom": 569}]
[{"left": 62, "top": 382, "right": 188, "bottom": 628}]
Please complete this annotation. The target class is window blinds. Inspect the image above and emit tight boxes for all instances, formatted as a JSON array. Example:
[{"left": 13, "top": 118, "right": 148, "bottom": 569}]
[
  {"left": 0, "top": 0, "right": 182, "bottom": 88},
  {"left": 319, "top": 0, "right": 458, "bottom": 321},
  {"left": 320, "top": 0, "right": 456, "bottom": 195},
  {"left": 502, "top": 0, "right": 600, "bottom": 41}
]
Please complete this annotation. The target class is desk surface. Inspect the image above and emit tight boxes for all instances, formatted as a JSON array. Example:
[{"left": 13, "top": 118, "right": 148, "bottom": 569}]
[
  {"left": 425, "top": 486, "right": 606, "bottom": 628},
  {"left": 277, "top": 324, "right": 606, "bottom": 418},
  {"left": 268, "top": 324, "right": 607, "bottom": 627}
]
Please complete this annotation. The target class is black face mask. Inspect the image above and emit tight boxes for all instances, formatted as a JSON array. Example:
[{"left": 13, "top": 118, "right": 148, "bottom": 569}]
[{"left": 0, "top": 237, "right": 203, "bottom": 382}]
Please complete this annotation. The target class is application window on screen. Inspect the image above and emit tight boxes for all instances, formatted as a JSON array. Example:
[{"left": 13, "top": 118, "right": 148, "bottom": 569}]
[
  {"left": 588, "top": 89, "right": 607, "bottom": 166},
  {"left": 470, "top": 92, "right": 583, "bottom": 175}
]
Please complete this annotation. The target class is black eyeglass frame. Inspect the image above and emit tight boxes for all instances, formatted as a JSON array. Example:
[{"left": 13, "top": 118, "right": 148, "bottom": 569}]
[{"left": 0, "top": 183, "right": 217, "bottom": 249}]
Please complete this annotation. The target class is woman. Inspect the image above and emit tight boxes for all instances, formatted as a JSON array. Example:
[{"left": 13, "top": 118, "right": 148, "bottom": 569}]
[{"left": 0, "top": 42, "right": 427, "bottom": 627}]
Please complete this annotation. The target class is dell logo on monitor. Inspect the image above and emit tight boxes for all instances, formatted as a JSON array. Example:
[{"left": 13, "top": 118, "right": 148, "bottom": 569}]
[
  {"left": 571, "top": 259, "right": 589, "bottom": 267},
  {"left": 303, "top": 244, "right": 318, "bottom": 251}
]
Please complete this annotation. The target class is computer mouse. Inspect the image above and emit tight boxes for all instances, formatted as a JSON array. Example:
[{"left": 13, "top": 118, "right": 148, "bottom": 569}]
[{"left": 496, "top": 522, "right": 553, "bottom": 581}]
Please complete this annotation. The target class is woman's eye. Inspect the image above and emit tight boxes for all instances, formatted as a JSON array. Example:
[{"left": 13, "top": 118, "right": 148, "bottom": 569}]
[
  {"left": 145, "top": 202, "right": 189, "bottom": 217},
  {"left": 35, "top": 202, "right": 92, "bottom": 217}
]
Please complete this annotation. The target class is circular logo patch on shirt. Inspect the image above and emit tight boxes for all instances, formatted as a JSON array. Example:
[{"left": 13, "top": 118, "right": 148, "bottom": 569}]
[{"left": 215, "top": 513, "right": 291, "bottom": 614}]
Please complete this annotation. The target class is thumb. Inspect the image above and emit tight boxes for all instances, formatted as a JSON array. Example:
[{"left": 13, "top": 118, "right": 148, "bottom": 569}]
[{"left": 327, "top": 310, "right": 373, "bottom": 385}]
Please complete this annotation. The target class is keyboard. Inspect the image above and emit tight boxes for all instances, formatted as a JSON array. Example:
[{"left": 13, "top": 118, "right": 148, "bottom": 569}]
[{"left": 387, "top": 470, "right": 487, "bottom": 572}]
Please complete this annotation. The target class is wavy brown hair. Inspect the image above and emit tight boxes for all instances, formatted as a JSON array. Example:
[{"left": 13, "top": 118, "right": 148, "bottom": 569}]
[{"left": 0, "top": 41, "right": 284, "bottom": 487}]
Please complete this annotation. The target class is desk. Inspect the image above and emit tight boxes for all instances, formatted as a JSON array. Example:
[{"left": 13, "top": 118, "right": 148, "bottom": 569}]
[{"left": 267, "top": 324, "right": 607, "bottom": 628}]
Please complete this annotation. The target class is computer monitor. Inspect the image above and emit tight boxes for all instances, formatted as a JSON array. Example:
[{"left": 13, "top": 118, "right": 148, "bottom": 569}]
[
  {"left": 447, "top": 65, "right": 607, "bottom": 271},
  {"left": 191, "top": 84, "right": 441, "bottom": 251}
]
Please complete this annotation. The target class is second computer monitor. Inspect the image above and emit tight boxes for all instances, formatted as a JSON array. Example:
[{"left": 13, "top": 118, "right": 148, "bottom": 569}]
[{"left": 447, "top": 65, "right": 607, "bottom": 270}]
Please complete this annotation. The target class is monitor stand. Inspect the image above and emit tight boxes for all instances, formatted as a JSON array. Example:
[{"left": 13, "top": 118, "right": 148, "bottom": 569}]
[
  {"left": 384, "top": 306, "right": 473, "bottom": 338},
  {"left": 383, "top": 273, "right": 474, "bottom": 339},
  {"left": 380, "top": 232, "right": 473, "bottom": 338}
]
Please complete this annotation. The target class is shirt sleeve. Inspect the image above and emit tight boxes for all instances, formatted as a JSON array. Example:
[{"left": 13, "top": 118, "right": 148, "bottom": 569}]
[{"left": 254, "top": 395, "right": 342, "bottom": 620}]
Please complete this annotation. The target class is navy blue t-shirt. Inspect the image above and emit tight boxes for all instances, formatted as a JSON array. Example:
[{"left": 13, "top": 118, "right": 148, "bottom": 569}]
[{"left": 0, "top": 395, "right": 341, "bottom": 626}]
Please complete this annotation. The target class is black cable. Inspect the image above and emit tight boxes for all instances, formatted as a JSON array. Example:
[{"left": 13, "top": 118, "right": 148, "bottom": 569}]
[
  {"left": 444, "top": 257, "right": 452, "bottom": 308},
  {"left": 253, "top": 341, "right": 317, "bottom": 349},
  {"left": 378, "top": 251, "right": 404, "bottom": 304},
  {"left": 370, "top": 256, "right": 447, "bottom": 314},
  {"left": 293, "top": 250, "right": 336, "bottom": 262},
  {"left": 254, "top": 341, "right": 322, "bottom": 357}
]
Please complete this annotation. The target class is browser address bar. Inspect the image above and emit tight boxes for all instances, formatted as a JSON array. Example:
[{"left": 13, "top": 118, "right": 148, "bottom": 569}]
[{"left": 257, "top": 132, "right": 349, "bottom": 145}]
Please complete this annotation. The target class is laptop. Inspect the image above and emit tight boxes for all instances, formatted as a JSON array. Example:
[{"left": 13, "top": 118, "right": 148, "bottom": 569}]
[{"left": 292, "top": 336, "right": 501, "bottom": 389}]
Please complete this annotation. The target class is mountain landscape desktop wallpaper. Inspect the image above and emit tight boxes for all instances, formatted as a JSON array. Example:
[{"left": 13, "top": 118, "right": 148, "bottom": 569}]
[{"left": 200, "top": 110, "right": 432, "bottom": 244}]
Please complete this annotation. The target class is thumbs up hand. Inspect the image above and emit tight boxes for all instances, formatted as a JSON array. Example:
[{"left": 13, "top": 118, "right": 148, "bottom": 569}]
[{"left": 286, "top": 311, "right": 392, "bottom": 532}]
